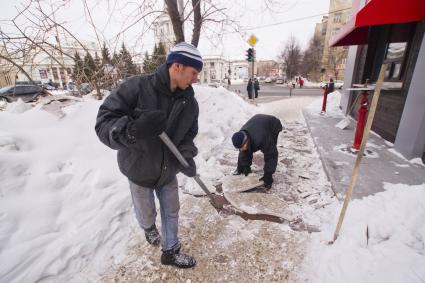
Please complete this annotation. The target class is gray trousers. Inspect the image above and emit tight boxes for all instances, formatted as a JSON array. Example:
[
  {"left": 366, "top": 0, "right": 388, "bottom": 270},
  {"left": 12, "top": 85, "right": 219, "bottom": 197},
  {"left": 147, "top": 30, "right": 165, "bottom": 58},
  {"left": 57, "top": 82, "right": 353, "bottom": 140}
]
[{"left": 129, "top": 177, "right": 180, "bottom": 251}]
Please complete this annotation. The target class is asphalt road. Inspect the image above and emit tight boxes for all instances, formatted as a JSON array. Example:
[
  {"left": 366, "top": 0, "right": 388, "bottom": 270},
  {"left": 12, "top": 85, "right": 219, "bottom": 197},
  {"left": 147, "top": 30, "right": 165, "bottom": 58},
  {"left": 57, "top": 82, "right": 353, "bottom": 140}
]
[{"left": 228, "top": 83, "right": 325, "bottom": 103}]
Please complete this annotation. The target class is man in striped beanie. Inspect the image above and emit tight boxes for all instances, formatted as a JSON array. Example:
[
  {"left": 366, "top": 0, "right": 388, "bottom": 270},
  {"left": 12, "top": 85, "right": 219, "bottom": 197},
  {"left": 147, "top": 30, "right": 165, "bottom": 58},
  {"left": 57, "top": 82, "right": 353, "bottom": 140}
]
[{"left": 96, "top": 42, "right": 203, "bottom": 268}]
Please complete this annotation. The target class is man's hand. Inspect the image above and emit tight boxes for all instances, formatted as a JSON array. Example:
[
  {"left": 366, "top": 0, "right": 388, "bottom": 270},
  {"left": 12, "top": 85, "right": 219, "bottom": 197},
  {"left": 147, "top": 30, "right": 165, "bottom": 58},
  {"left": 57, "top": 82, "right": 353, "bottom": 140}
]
[
  {"left": 233, "top": 166, "right": 251, "bottom": 176},
  {"left": 131, "top": 110, "right": 167, "bottom": 139},
  {"left": 180, "top": 158, "right": 197, "bottom": 177},
  {"left": 259, "top": 173, "right": 273, "bottom": 189}
]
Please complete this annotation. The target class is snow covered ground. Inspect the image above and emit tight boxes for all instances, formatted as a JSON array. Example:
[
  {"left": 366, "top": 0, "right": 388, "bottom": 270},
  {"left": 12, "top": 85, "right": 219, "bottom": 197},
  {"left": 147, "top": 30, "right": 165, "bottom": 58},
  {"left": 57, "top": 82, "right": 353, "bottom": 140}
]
[{"left": 0, "top": 86, "right": 424, "bottom": 282}]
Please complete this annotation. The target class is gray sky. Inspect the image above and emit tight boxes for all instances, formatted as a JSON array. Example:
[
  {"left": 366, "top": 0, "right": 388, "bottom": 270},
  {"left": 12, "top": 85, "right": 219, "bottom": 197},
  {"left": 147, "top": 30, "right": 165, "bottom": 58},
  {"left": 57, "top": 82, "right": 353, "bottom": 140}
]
[{"left": 1, "top": 0, "right": 330, "bottom": 61}]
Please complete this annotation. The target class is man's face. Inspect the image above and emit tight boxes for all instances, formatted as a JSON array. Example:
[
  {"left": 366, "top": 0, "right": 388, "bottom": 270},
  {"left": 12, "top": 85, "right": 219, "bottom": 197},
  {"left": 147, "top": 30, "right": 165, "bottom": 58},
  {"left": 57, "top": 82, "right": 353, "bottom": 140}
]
[
  {"left": 239, "top": 141, "right": 249, "bottom": 152},
  {"left": 175, "top": 64, "right": 199, "bottom": 90}
]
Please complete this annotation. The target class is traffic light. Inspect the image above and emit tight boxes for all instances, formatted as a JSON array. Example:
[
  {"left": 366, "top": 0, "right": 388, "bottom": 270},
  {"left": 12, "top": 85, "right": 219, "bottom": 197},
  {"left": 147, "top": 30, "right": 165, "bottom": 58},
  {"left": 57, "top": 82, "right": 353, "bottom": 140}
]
[{"left": 246, "top": 48, "right": 254, "bottom": 62}]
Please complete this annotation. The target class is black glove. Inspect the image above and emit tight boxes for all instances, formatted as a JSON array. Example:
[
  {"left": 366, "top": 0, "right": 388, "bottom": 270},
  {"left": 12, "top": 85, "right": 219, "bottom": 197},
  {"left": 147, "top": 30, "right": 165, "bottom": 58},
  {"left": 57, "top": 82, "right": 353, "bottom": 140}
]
[
  {"left": 179, "top": 157, "right": 197, "bottom": 177},
  {"left": 260, "top": 173, "right": 273, "bottom": 189},
  {"left": 233, "top": 166, "right": 251, "bottom": 176},
  {"left": 131, "top": 110, "right": 167, "bottom": 139}
]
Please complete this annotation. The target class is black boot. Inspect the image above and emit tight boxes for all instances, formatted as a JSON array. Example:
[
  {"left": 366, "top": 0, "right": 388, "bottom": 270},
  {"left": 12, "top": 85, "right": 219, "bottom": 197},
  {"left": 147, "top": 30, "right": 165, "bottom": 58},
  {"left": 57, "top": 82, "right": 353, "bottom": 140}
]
[
  {"left": 161, "top": 244, "right": 196, "bottom": 268},
  {"left": 144, "top": 224, "right": 160, "bottom": 246}
]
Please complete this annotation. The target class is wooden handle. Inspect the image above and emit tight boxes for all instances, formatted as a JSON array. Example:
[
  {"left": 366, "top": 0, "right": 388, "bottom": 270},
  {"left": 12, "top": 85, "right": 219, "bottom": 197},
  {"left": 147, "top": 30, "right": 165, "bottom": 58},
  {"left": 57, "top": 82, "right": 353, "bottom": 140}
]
[{"left": 332, "top": 63, "right": 388, "bottom": 242}]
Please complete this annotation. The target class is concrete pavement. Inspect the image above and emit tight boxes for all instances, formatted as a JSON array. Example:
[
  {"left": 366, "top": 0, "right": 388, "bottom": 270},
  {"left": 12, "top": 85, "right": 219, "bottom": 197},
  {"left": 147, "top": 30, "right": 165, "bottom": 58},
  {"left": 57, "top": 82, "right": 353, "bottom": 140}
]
[{"left": 303, "top": 106, "right": 425, "bottom": 200}]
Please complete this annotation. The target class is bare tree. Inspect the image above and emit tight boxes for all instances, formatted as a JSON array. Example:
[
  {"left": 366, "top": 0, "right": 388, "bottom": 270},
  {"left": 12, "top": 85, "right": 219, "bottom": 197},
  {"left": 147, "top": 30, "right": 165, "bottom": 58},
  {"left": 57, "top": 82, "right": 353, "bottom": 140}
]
[
  {"left": 328, "top": 47, "right": 347, "bottom": 81},
  {"left": 300, "top": 34, "right": 323, "bottom": 81},
  {"left": 279, "top": 35, "right": 302, "bottom": 80},
  {"left": 0, "top": 1, "right": 145, "bottom": 99},
  {"left": 164, "top": 0, "right": 234, "bottom": 47}
]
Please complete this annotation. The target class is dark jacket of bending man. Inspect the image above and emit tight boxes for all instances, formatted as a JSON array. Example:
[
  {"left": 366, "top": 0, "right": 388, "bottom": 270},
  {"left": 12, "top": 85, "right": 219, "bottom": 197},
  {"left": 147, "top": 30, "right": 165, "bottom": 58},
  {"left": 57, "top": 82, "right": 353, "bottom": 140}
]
[{"left": 232, "top": 114, "right": 283, "bottom": 189}]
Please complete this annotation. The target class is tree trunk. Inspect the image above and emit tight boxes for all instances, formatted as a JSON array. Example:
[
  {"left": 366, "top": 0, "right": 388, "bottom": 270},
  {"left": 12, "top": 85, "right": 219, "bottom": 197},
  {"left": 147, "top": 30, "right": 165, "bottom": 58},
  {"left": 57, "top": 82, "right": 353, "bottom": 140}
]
[
  {"left": 165, "top": 0, "right": 185, "bottom": 43},
  {"left": 191, "top": 0, "right": 202, "bottom": 47}
]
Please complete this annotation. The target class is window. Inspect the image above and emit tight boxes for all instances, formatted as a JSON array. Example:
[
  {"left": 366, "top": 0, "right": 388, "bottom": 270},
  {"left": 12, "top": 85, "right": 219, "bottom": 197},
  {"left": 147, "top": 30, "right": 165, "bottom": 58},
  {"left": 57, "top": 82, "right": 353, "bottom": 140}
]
[
  {"left": 331, "top": 28, "right": 340, "bottom": 37},
  {"left": 385, "top": 42, "right": 407, "bottom": 81},
  {"left": 334, "top": 13, "right": 341, "bottom": 23},
  {"left": 39, "top": 69, "right": 48, "bottom": 79},
  {"left": 52, "top": 68, "right": 59, "bottom": 80}
]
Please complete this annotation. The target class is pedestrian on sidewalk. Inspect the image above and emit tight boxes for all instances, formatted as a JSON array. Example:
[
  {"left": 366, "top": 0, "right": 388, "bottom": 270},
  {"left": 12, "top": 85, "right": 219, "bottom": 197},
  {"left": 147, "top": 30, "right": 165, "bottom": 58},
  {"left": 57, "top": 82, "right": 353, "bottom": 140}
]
[
  {"left": 95, "top": 42, "right": 203, "bottom": 269},
  {"left": 247, "top": 78, "right": 253, "bottom": 99},
  {"left": 231, "top": 114, "right": 283, "bottom": 189},
  {"left": 254, "top": 78, "right": 260, "bottom": 98}
]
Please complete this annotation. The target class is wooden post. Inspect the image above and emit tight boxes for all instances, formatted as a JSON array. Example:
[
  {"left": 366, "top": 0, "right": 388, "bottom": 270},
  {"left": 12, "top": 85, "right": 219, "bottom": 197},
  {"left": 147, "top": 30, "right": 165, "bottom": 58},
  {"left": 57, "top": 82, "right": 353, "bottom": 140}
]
[{"left": 332, "top": 63, "right": 388, "bottom": 242}]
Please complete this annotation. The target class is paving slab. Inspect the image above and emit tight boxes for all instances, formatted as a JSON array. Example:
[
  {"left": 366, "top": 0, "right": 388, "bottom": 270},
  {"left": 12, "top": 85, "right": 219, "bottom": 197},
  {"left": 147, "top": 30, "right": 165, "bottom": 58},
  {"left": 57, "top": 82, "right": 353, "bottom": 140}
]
[
  {"left": 221, "top": 173, "right": 264, "bottom": 193},
  {"left": 224, "top": 191, "right": 295, "bottom": 221}
]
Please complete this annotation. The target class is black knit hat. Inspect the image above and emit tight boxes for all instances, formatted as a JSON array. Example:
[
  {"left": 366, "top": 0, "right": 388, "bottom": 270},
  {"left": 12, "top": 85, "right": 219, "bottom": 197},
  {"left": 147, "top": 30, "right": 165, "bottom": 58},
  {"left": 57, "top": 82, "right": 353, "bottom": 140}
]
[{"left": 232, "top": 131, "right": 248, "bottom": 148}]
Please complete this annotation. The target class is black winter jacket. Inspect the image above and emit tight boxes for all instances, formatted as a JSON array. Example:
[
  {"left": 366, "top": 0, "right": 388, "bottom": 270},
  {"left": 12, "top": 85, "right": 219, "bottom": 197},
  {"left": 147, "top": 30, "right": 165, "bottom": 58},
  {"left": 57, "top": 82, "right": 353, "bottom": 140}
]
[
  {"left": 95, "top": 64, "right": 199, "bottom": 188},
  {"left": 237, "top": 114, "right": 283, "bottom": 175}
]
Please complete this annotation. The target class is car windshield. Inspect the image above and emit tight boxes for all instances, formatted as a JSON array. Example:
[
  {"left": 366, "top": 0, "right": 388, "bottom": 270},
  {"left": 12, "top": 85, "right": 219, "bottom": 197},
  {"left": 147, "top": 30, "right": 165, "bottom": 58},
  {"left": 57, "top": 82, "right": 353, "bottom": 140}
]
[{"left": 0, "top": 86, "right": 13, "bottom": 94}]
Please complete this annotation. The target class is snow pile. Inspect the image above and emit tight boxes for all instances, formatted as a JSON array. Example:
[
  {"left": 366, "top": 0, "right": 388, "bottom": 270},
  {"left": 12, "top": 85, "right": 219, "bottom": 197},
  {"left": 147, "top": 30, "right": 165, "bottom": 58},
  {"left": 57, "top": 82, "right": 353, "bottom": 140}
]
[
  {"left": 5, "top": 98, "right": 32, "bottom": 114},
  {"left": 306, "top": 183, "right": 425, "bottom": 283},
  {"left": 304, "top": 90, "right": 345, "bottom": 118},
  {"left": 179, "top": 86, "right": 258, "bottom": 195},
  {"left": 0, "top": 100, "right": 132, "bottom": 282}
]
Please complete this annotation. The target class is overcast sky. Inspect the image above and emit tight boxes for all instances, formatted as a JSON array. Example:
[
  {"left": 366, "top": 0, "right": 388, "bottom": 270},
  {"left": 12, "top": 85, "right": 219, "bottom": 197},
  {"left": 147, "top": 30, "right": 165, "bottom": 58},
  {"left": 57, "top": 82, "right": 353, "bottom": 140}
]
[{"left": 1, "top": 0, "right": 330, "bottom": 61}]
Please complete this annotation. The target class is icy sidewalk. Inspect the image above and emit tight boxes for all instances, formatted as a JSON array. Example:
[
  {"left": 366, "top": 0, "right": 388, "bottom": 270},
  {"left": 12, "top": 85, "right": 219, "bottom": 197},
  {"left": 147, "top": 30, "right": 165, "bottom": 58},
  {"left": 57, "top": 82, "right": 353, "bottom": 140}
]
[
  {"left": 303, "top": 91, "right": 425, "bottom": 199},
  {"left": 102, "top": 91, "right": 336, "bottom": 282}
]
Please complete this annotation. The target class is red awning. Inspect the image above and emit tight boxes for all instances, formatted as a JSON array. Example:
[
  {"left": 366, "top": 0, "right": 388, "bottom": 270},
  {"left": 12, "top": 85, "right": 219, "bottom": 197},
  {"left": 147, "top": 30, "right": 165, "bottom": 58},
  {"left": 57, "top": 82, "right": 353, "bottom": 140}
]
[{"left": 330, "top": 0, "right": 425, "bottom": 47}]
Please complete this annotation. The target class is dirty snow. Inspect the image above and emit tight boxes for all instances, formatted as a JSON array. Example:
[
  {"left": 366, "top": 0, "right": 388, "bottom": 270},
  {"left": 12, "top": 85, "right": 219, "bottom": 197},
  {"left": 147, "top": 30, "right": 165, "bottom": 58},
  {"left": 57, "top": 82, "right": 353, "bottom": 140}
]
[{"left": 305, "top": 183, "right": 425, "bottom": 283}]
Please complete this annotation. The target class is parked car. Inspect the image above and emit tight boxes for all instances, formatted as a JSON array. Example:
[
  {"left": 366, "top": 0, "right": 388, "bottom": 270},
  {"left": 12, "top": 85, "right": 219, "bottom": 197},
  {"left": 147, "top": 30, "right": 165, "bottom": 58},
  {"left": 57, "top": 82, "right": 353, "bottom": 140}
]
[
  {"left": 319, "top": 80, "right": 344, "bottom": 89},
  {"left": 208, "top": 79, "right": 222, "bottom": 88},
  {"left": 79, "top": 83, "right": 92, "bottom": 94},
  {"left": 264, "top": 77, "right": 272, "bottom": 83},
  {"left": 42, "top": 84, "right": 56, "bottom": 91},
  {"left": 334, "top": 80, "right": 344, "bottom": 89},
  {"left": 275, "top": 78, "right": 284, "bottom": 84},
  {"left": 0, "top": 84, "right": 44, "bottom": 103}
]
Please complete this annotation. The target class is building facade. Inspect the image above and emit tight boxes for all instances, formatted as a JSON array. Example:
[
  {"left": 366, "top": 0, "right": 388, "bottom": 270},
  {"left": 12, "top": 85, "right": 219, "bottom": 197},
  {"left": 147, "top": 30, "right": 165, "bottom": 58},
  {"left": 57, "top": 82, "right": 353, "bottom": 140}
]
[
  {"left": 0, "top": 40, "right": 101, "bottom": 88},
  {"left": 199, "top": 56, "right": 229, "bottom": 84},
  {"left": 332, "top": 0, "right": 425, "bottom": 160},
  {"left": 152, "top": 12, "right": 176, "bottom": 54},
  {"left": 321, "top": 0, "right": 352, "bottom": 81}
]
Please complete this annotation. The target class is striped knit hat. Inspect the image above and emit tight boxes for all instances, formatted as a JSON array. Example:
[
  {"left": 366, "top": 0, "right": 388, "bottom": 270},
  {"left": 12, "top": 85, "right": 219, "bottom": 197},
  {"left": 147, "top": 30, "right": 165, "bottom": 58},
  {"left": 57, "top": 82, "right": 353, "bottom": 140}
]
[{"left": 166, "top": 42, "right": 203, "bottom": 72}]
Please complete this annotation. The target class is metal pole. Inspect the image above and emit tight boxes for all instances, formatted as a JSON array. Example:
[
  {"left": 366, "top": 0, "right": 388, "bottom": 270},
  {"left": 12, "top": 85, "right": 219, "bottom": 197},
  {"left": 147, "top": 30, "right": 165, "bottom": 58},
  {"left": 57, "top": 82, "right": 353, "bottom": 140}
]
[{"left": 252, "top": 48, "right": 255, "bottom": 102}]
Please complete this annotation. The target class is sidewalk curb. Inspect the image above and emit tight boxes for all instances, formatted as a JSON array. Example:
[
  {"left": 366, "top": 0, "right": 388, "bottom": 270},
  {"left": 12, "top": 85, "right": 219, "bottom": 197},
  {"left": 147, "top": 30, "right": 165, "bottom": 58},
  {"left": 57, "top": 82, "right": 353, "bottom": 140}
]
[{"left": 302, "top": 109, "right": 341, "bottom": 200}]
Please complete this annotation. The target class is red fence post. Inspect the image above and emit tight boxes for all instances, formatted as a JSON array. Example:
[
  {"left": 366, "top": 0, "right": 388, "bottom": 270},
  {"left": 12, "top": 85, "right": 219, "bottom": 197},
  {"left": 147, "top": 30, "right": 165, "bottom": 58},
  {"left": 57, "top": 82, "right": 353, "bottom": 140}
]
[
  {"left": 321, "top": 85, "right": 329, "bottom": 113},
  {"left": 352, "top": 91, "right": 369, "bottom": 150}
]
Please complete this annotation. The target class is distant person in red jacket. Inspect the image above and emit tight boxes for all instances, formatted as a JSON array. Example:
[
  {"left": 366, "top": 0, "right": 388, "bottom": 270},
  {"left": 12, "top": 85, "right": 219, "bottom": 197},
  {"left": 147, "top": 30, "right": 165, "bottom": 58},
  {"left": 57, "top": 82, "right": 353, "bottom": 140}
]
[{"left": 299, "top": 78, "right": 304, "bottom": 88}]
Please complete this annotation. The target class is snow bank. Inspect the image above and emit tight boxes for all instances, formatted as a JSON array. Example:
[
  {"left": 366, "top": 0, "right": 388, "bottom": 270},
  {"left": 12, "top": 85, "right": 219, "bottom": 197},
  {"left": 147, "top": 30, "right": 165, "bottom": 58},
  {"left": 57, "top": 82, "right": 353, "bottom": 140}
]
[
  {"left": 0, "top": 86, "right": 257, "bottom": 281},
  {"left": 304, "top": 90, "right": 345, "bottom": 118},
  {"left": 0, "top": 99, "right": 132, "bottom": 282},
  {"left": 306, "top": 183, "right": 425, "bottom": 283},
  {"left": 180, "top": 86, "right": 258, "bottom": 194}
]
